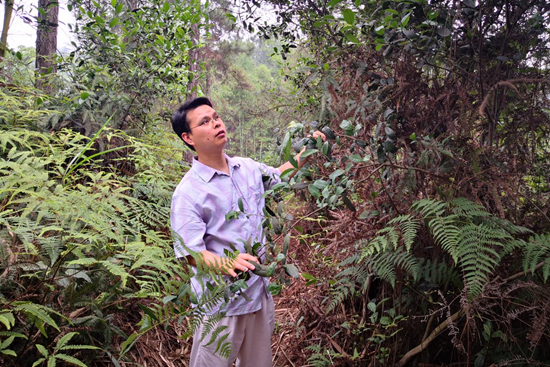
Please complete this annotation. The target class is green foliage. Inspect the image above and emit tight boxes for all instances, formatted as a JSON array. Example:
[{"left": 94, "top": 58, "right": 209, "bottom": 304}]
[
  {"left": 352, "top": 198, "right": 543, "bottom": 299},
  {"left": 32, "top": 332, "right": 100, "bottom": 367},
  {"left": 0, "top": 123, "right": 193, "bottom": 365},
  {"left": 516, "top": 234, "right": 550, "bottom": 282},
  {"left": 305, "top": 344, "right": 331, "bottom": 367}
]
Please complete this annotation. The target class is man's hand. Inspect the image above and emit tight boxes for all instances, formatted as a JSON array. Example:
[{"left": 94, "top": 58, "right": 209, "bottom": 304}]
[
  {"left": 187, "top": 251, "right": 258, "bottom": 278},
  {"left": 224, "top": 253, "right": 259, "bottom": 278},
  {"left": 278, "top": 130, "right": 326, "bottom": 175},
  {"left": 309, "top": 130, "right": 326, "bottom": 142}
]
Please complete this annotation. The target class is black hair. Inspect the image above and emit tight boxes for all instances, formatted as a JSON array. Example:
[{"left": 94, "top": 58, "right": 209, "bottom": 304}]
[{"left": 171, "top": 97, "right": 213, "bottom": 151}]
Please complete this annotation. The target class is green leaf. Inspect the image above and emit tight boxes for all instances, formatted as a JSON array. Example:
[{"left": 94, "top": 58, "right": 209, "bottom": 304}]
[
  {"left": 367, "top": 302, "right": 377, "bottom": 312},
  {"left": 14, "top": 303, "right": 60, "bottom": 333},
  {"left": 16, "top": 51, "right": 23, "bottom": 60},
  {"left": 67, "top": 258, "right": 98, "bottom": 266},
  {"left": 344, "top": 32, "right": 360, "bottom": 44},
  {"left": 340, "top": 120, "right": 354, "bottom": 135},
  {"left": 0, "top": 313, "right": 15, "bottom": 329},
  {"left": 111, "top": 0, "right": 116, "bottom": 7},
  {"left": 55, "top": 354, "right": 88, "bottom": 367},
  {"left": 300, "top": 149, "right": 318, "bottom": 159},
  {"left": 109, "top": 18, "right": 119, "bottom": 28},
  {"left": 291, "top": 182, "right": 308, "bottom": 190},
  {"left": 329, "top": 169, "right": 345, "bottom": 181},
  {"left": 100, "top": 260, "right": 130, "bottom": 288},
  {"left": 120, "top": 333, "right": 138, "bottom": 357},
  {"left": 32, "top": 358, "right": 46, "bottom": 367},
  {"left": 0, "top": 336, "right": 15, "bottom": 350},
  {"left": 1, "top": 349, "right": 16, "bottom": 357},
  {"left": 308, "top": 184, "right": 321, "bottom": 197},
  {"left": 162, "top": 2, "right": 170, "bottom": 12},
  {"left": 281, "top": 132, "right": 291, "bottom": 161},
  {"left": 267, "top": 283, "right": 282, "bottom": 295},
  {"left": 301, "top": 272, "right": 317, "bottom": 283},
  {"left": 343, "top": 9, "right": 355, "bottom": 25},
  {"left": 238, "top": 197, "right": 244, "bottom": 212},
  {"left": 328, "top": 0, "right": 345, "bottom": 7},
  {"left": 36, "top": 344, "right": 49, "bottom": 358},
  {"left": 284, "top": 264, "right": 300, "bottom": 278},
  {"left": 287, "top": 153, "right": 298, "bottom": 169},
  {"left": 59, "top": 345, "right": 101, "bottom": 350},
  {"left": 283, "top": 233, "right": 290, "bottom": 255},
  {"left": 401, "top": 14, "right": 411, "bottom": 27},
  {"left": 55, "top": 332, "right": 77, "bottom": 350}
]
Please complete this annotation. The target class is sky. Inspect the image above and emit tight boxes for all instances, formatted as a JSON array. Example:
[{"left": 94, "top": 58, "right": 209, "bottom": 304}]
[{"left": 1, "top": 0, "right": 75, "bottom": 51}]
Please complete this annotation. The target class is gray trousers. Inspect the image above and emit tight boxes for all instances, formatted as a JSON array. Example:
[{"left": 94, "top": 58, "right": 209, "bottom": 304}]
[{"left": 190, "top": 292, "right": 275, "bottom": 367}]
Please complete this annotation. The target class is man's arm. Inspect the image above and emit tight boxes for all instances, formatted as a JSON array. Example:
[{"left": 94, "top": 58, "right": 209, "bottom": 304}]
[
  {"left": 186, "top": 251, "right": 259, "bottom": 278},
  {"left": 277, "top": 130, "right": 326, "bottom": 175}
]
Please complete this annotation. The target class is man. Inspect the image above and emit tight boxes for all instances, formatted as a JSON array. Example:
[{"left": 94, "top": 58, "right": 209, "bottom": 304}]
[{"left": 170, "top": 97, "right": 324, "bottom": 367}]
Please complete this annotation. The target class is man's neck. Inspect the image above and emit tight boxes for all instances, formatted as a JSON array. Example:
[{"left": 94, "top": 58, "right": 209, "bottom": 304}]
[{"left": 196, "top": 151, "right": 229, "bottom": 174}]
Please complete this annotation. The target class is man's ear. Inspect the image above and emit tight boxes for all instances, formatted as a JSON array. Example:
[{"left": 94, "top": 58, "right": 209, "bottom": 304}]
[{"left": 181, "top": 132, "right": 194, "bottom": 147}]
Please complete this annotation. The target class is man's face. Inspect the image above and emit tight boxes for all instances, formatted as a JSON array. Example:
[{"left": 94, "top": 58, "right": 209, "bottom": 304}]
[{"left": 182, "top": 104, "right": 227, "bottom": 153}]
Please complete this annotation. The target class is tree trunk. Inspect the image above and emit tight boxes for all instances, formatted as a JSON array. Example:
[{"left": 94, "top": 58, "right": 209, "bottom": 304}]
[
  {"left": 35, "top": 0, "right": 59, "bottom": 93},
  {"left": 1, "top": 0, "right": 14, "bottom": 59},
  {"left": 185, "top": 22, "right": 200, "bottom": 100}
]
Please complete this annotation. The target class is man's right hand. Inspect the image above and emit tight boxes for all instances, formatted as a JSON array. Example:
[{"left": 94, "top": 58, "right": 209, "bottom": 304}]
[{"left": 187, "top": 251, "right": 258, "bottom": 278}]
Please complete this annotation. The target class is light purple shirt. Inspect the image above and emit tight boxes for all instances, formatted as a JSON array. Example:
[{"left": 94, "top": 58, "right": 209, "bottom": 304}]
[{"left": 171, "top": 154, "right": 281, "bottom": 316}]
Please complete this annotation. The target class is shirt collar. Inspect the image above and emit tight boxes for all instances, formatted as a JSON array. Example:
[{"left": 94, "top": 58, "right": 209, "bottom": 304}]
[{"left": 191, "top": 153, "right": 241, "bottom": 183}]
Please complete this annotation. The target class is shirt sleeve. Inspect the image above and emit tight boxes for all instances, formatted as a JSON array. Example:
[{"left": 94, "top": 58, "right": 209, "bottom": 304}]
[
  {"left": 170, "top": 194, "right": 207, "bottom": 259},
  {"left": 256, "top": 161, "right": 282, "bottom": 191}
]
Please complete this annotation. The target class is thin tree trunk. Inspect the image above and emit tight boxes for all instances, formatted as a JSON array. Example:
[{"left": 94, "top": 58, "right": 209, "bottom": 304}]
[
  {"left": 186, "top": 22, "right": 200, "bottom": 100},
  {"left": 35, "top": 0, "right": 59, "bottom": 93},
  {"left": 1, "top": 0, "right": 14, "bottom": 58}
]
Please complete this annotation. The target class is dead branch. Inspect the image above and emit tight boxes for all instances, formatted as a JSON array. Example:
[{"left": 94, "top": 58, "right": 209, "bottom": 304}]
[
  {"left": 396, "top": 309, "right": 465, "bottom": 367},
  {"left": 478, "top": 78, "right": 550, "bottom": 117}
]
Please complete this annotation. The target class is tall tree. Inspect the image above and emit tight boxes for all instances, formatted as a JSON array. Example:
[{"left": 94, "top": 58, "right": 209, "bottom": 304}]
[
  {"left": 1, "top": 0, "right": 14, "bottom": 58},
  {"left": 35, "top": 0, "right": 58, "bottom": 92}
]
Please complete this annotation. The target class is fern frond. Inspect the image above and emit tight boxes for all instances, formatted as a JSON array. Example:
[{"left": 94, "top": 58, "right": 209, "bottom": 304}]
[
  {"left": 417, "top": 258, "right": 461, "bottom": 288},
  {"left": 54, "top": 353, "right": 88, "bottom": 367},
  {"left": 13, "top": 303, "right": 63, "bottom": 332},
  {"left": 428, "top": 215, "right": 460, "bottom": 262},
  {"left": 521, "top": 234, "right": 550, "bottom": 281},
  {"left": 450, "top": 197, "right": 488, "bottom": 218},
  {"left": 457, "top": 223, "right": 510, "bottom": 298}
]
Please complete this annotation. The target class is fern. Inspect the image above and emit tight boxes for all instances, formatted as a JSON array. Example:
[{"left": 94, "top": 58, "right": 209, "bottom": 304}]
[
  {"left": 414, "top": 199, "right": 461, "bottom": 262},
  {"left": 417, "top": 258, "right": 461, "bottom": 288},
  {"left": 388, "top": 214, "right": 420, "bottom": 251},
  {"left": 520, "top": 234, "right": 550, "bottom": 281},
  {"left": 335, "top": 198, "right": 550, "bottom": 308},
  {"left": 12, "top": 302, "right": 64, "bottom": 336},
  {"left": 458, "top": 223, "right": 511, "bottom": 297},
  {"left": 32, "top": 332, "right": 99, "bottom": 367},
  {"left": 305, "top": 343, "right": 331, "bottom": 367},
  {"left": 328, "top": 244, "right": 419, "bottom": 312}
]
